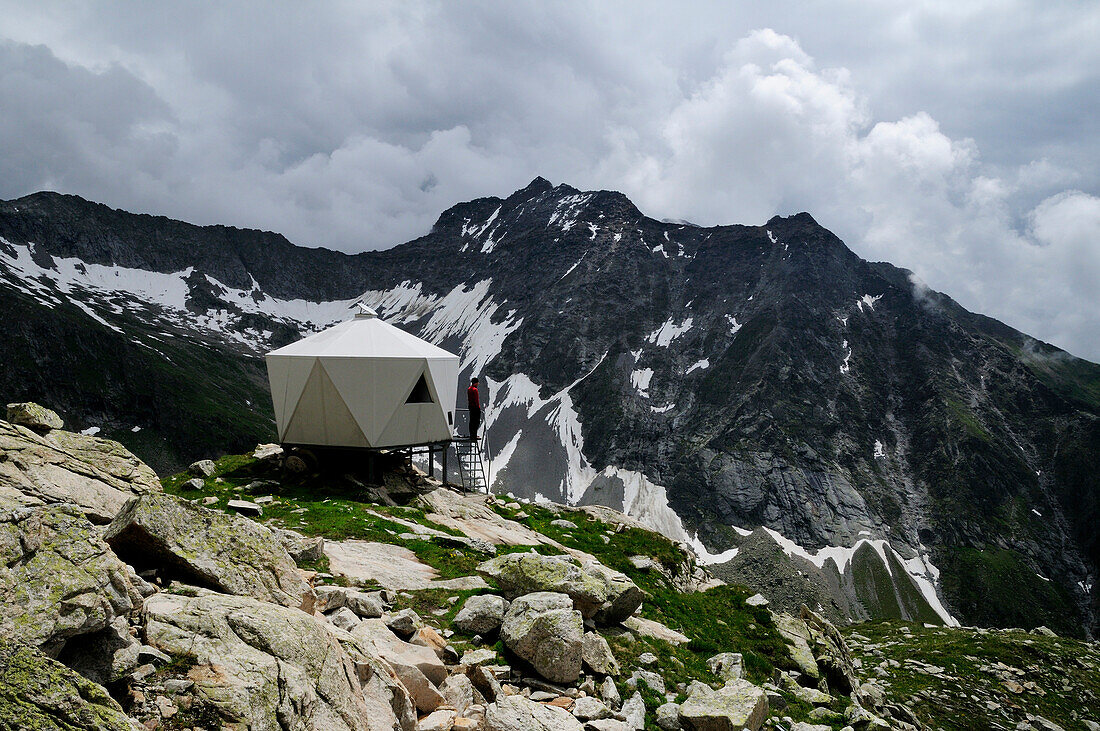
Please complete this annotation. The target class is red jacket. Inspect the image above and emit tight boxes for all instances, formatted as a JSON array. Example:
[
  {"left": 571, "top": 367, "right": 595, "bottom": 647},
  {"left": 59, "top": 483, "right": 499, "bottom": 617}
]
[{"left": 467, "top": 385, "right": 480, "bottom": 411}]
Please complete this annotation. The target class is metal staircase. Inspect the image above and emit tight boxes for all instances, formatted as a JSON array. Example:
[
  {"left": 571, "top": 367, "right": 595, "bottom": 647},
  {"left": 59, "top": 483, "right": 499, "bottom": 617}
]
[{"left": 452, "top": 436, "right": 488, "bottom": 493}]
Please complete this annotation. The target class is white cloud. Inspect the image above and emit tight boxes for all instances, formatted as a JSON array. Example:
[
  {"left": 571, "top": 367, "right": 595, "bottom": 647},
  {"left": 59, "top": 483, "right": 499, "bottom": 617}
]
[{"left": 0, "top": 3, "right": 1097, "bottom": 360}]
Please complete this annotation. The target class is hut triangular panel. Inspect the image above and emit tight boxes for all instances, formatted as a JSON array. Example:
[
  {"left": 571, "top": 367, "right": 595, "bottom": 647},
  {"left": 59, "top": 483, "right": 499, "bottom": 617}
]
[
  {"left": 265, "top": 312, "right": 460, "bottom": 449},
  {"left": 282, "top": 360, "right": 369, "bottom": 447}
]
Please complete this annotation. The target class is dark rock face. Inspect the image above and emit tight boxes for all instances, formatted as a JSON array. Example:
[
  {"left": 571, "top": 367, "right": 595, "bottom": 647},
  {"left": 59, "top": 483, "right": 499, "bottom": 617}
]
[{"left": 1, "top": 182, "right": 1098, "bottom": 635}]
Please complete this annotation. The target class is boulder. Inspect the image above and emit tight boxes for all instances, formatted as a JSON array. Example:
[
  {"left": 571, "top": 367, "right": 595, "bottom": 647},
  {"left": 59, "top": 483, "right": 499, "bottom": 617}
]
[
  {"left": 572, "top": 696, "right": 612, "bottom": 721},
  {"left": 656, "top": 702, "right": 682, "bottom": 730},
  {"left": 352, "top": 618, "right": 447, "bottom": 713},
  {"left": 188, "top": 459, "right": 216, "bottom": 477},
  {"left": 455, "top": 593, "right": 508, "bottom": 635},
  {"left": 419, "top": 709, "right": 458, "bottom": 731},
  {"left": 316, "top": 585, "right": 349, "bottom": 612},
  {"left": 227, "top": 498, "right": 262, "bottom": 516},
  {"left": 771, "top": 612, "right": 820, "bottom": 681},
  {"left": 587, "top": 721, "right": 632, "bottom": 731},
  {"left": 485, "top": 694, "right": 584, "bottom": 731},
  {"left": 329, "top": 626, "right": 417, "bottom": 729},
  {"left": 679, "top": 679, "right": 769, "bottom": 731},
  {"left": 626, "top": 669, "right": 665, "bottom": 695},
  {"left": 275, "top": 527, "right": 326, "bottom": 564},
  {"left": 470, "top": 664, "right": 502, "bottom": 702},
  {"left": 144, "top": 591, "right": 411, "bottom": 730},
  {"left": 0, "top": 419, "right": 159, "bottom": 523},
  {"left": 599, "top": 675, "right": 621, "bottom": 709},
  {"left": 500, "top": 591, "right": 583, "bottom": 684},
  {"left": 844, "top": 703, "right": 890, "bottom": 730},
  {"left": 477, "top": 553, "right": 642, "bottom": 623},
  {"left": 582, "top": 632, "right": 620, "bottom": 676},
  {"left": 706, "top": 653, "right": 743, "bottom": 682},
  {"left": 410, "top": 626, "right": 448, "bottom": 656},
  {"left": 5, "top": 402, "right": 63, "bottom": 432},
  {"left": 461, "top": 648, "right": 498, "bottom": 666},
  {"left": 0, "top": 499, "right": 136, "bottom": 656},
  {"left": 387, "top": 608, "right": 424, "bottom": 636},
  {"left": 585, "top": 561, "right": 646, "bottom": 624},
  {"left": 345, "top": 588, "right": 386, "bottom": 618},
  {"left": 622, "top": 691, "right": 646, "bottom": 729},
  {"left": 328, "top": 606, "right": 362, "bottom": 632},
  {"left": 45, "top": 430, "right": 160, "bottom": 493},
  {"left": 800, "top": 606, "right": 858, "bottom": 694},
  {"left": 0, "top": 637, "right": 134, "bottom": 730},
  {"left": 440, "top": 673, "right": 475, "bottom": 715},
  {"left": 622, "top": 616, "right": 690, "bottom": 645},
  {"left": 104, "top": 491, "right": 312, "bottom": 610}
]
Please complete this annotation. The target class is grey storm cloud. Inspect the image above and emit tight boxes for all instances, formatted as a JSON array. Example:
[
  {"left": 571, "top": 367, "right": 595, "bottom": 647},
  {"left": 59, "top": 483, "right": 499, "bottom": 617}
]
[{"left": 1, "top": 1, "right": 1098, "bottom": 360}]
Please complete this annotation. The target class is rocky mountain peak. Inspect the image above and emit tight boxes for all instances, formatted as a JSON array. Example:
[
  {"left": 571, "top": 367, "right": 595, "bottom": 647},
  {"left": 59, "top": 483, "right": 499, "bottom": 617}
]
[{"left": 1, "top": 180, "right": 1098, "bottom": 640}]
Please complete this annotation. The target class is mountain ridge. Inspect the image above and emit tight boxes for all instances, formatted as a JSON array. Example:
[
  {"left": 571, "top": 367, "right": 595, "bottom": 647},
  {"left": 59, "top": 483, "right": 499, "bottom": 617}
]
[{"left": 1, "top": 180, "right": 1097, "bottom": 636}]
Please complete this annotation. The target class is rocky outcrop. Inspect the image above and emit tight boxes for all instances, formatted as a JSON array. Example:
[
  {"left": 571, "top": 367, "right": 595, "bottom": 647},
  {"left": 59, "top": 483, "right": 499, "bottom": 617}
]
[
  {"left": 0, "top": 498, "right": 136, "bottom": 656},
  {"left": 104, "top": 491, "right": 312, "bottom": 610},
  {"left": 351, "top": 618, "right": 447, "bottom": 714},
  {"left": 500, "top": 591, "right": 584, "bottom": 684},
  {"left": 485, "top": 694, "right": 584, "bottom": 731},
  {"left": 582, "top": 632, "right": 620, "bottom": 676},
  {"left": 57, "top": 616, "right": 142, "bottom": 687},
  {"left": 6, "top": 402, "right": 64, "bottom": 432},
  {"left": 0, "top": 637, "right": 136, "bottom": 731},
  {"left": 144, "top": 590, "right": 411, "bottom": 731},
  {"left": 478, "top": 552, "right": 643, "bottom": 623},
  {"left": 772, "top": 612, "right": 821, "bottom": 682},
  {"left": 0, "top": 419, "right": 160, "bottom": 523},
  {"left": 679, "top": 679, "right": 769, "bottom": 731},
  {"left": 800, "top": 606, "right": 858, "bottom": 693},
  {"left": 454, "top": 593, "right": 507, "bottom": 635}
]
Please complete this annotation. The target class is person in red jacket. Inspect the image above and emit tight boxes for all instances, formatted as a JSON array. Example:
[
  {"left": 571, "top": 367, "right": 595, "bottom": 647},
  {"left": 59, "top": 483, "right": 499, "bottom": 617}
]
[{"left": 467, "top": 377, "right": 482, "bottom": 440}]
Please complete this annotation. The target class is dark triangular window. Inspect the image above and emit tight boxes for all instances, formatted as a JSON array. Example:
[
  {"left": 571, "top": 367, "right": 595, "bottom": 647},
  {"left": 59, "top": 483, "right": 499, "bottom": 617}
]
[{"left": 406, "top": 373, "right": 433, "bottom": 403}]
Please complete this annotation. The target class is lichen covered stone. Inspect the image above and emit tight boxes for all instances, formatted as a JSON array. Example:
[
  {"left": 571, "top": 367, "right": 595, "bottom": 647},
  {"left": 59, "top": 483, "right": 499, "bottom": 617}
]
[
  {"left": 500, "top": 591, "right": 583, "bottom": 684},
  {"left": 5, "top": 402, "right": 63, "bottom": 432},
  {"left": 477, "top": 552, "right": 642, "bottom": 622},
  {"left": 0, "top": 499, "right": 135, "bottom": 655},
  {"left": 679, "top": 679, "right": 769, "bottom": 731},
  {"left": 0, "top": 419, "right": 160, "bottom": 523},
  {"left": 144, "top": 591, "right": 410, "bottom": 731},
  {"left": 0, "top": 637, "right": 134, "bottom": 731},
  {"left": 104, "top": 491, "right": 312, "bottom": 609}
]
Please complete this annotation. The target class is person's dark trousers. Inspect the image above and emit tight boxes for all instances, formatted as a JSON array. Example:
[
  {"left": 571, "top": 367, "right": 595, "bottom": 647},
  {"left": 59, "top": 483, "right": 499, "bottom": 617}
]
[{"left": 469, "top": 408, "right": 481, "bottom": 440}]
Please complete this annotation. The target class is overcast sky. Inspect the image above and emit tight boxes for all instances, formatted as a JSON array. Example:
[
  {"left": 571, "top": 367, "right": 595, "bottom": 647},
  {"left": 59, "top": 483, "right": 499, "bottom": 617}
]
[{"left": 2, "top": 1, "right": 1099, "bottom": 360}]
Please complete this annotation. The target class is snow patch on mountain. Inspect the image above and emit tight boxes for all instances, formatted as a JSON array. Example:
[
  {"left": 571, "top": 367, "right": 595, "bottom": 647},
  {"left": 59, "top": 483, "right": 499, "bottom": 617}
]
[
  {"left": 725, "top": 315, "right": 742, "bottom": 336},
  {"left": 631, "top": 368, "right": 654, "bottom": 397},
  {"left": 602, "top": 467, "right": 692, "bottom": 545},
  {"left": 761, "top": 528, "right": 958, "bottom": 625},
  {"left": 485, "top": 357, "right": 606, "bottom": 503},
  {"left": 689, "top": 533, "right": 740, "bottom": 564},
  {"left": 418, "top": 279, "right": 523, "bottom": 376},
  {"left": 549, "top": 194, "right": 591, "bottom": 232},
  {"left": 648, "top": 317, "right": 694, "bottom": 347},
  {"left": 857, "top": 293, "right": 883, "bottom": 312},
  {"left": 686, "top": 359, "right": 709, "bottom": 374}
]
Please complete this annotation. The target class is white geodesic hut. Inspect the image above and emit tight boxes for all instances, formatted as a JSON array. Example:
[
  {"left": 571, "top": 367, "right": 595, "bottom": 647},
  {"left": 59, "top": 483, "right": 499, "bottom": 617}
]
[{"left": 265, "top": 306, "right": 459, "bottom": 449}]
